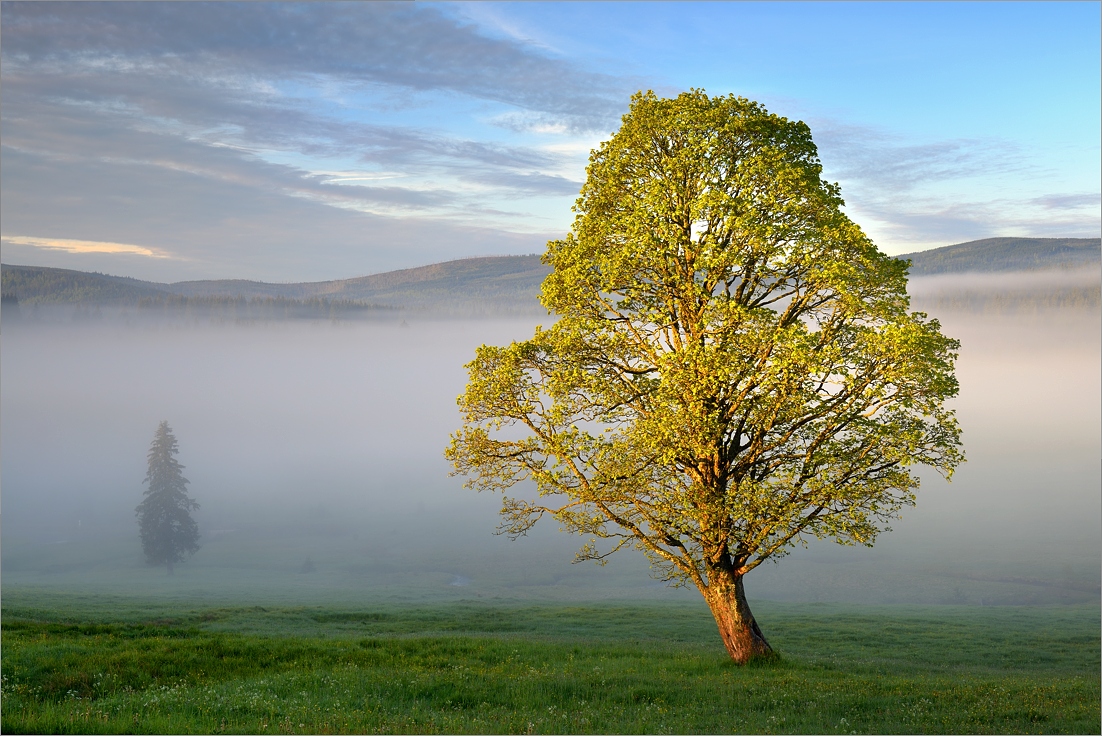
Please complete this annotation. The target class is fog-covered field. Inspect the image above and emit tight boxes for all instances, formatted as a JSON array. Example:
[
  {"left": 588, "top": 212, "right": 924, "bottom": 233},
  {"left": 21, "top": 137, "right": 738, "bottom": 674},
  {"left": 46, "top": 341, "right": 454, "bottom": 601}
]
[{"left": 2, "top": 276, "right": 1099, "bottom": 607}]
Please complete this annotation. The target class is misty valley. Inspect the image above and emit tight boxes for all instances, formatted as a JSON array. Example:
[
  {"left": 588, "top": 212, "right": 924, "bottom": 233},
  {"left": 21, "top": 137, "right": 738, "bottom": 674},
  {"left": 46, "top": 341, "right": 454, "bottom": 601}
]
[
  {"left": 3, "top": 255, "right": 1100, "bottom": 734},
  {"left": 3, "top": 276, "right": 1099, "bottom": 607},
  {"left": 2, "top": 3, "right": 1099, "bottom": 730}
]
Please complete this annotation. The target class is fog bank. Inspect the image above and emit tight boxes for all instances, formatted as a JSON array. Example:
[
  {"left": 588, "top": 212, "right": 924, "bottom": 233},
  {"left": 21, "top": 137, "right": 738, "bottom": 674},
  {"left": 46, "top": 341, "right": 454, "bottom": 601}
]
[{"left": 2, "top": 287, "right": 1098, "bottom": 605}]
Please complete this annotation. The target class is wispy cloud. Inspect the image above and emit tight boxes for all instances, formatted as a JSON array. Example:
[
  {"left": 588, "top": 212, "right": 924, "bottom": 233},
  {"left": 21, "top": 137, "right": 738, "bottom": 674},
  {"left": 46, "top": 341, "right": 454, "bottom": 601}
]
[
  {"left": 1, "top": 2, "right": 630, "bottom": 132},
  {"left": 1032, "top": 193, "right": 1101, "bottom": 211},
  {"left": 2, "top": 2, "right": 1093, "bottom": 278},
  {"left": 810, "top": 119, "right": 1101, "bottom": 250},
  {"left": 0, "top": 144, "right": 553, "bottom": 282},
  {"left": 2, "top": 235, "right": 176, "bottom": 258},
  {"left": 1, "top": 1, "right": 608, "bottom": 242},
  {"left": 843, "top": 191, "right": 1102, "bottom": 251},
  {"left": 814, "top": 121, "right": 1027, "bottom": 194}
]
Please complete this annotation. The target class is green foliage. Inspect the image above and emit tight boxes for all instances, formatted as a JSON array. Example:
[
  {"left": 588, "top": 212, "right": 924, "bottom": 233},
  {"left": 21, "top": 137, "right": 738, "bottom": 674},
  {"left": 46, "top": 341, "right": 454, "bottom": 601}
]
[
  {"left": 135, "top": 422, "right": 200, "bottom": 570},
  {"left": 2, "top": 598, "right": 1099, "bottom": 734},
  {"left": 448, "top": 91, "right": 963, "bottom": 602}
]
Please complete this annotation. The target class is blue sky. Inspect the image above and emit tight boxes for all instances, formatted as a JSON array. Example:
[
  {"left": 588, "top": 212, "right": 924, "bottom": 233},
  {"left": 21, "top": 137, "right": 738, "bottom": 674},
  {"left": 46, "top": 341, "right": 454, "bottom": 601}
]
[{"left": 1, "top": 1, "right": 1098, "bottom": 282}]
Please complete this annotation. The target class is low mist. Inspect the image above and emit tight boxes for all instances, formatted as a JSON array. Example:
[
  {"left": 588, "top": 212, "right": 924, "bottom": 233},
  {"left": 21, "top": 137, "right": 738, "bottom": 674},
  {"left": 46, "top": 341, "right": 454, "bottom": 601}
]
[{"left": 2, "top": 272, "right": 1099, "bottom": 606}]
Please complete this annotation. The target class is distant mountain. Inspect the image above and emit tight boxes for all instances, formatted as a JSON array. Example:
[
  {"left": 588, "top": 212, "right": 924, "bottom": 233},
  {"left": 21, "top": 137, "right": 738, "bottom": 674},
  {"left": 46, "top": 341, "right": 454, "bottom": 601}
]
[
  {"left": 898, "top": 237, "right": 1099, "bottom": 275},
  {"left": 4, "top": 237, "right": 1099, "bottom": 318}
]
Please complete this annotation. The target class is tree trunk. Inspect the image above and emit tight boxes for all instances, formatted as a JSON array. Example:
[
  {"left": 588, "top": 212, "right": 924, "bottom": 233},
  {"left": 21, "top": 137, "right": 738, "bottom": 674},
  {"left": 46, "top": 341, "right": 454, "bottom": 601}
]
[
  {"left": 703, "top": 573, "right": 772, "bottom": 664},
  {"left": 166, "top": 560, "right": 174, "bottom": 576}
]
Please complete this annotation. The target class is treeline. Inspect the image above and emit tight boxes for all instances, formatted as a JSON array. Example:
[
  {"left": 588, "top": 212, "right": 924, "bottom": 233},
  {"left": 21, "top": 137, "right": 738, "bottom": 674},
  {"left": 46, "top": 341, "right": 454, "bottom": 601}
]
[
  {"left": 131, "top": 294, "right": 390, "bottom": 319},
  {"left": 4, "top": 294, "right": 393, "bottom": 322},
  {"left": 911, "top": 284, "right": 1101, "bottom": 313}
]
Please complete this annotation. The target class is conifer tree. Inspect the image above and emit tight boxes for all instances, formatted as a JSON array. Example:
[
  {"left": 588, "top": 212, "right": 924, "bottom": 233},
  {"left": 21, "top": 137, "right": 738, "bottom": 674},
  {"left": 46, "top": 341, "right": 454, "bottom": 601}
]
[{"left": 136, "top": 421, "right": 200, "bottom": 574}]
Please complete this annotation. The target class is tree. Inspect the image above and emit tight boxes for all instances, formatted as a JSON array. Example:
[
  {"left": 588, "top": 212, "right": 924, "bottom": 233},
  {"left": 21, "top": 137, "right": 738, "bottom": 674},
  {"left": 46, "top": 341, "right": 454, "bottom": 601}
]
[
  {"left": 447, "top": 91, "right": 963, "bottom": 663},
  {"left": 136, "top": 421, "right": 200, "bottom": 574}
]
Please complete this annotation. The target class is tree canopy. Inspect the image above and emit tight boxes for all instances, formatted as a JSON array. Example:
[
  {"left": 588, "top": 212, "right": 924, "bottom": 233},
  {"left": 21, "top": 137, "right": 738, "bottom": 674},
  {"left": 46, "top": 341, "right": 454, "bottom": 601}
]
[
  {"left": 136, "top": 421, "right": 200, "bottom": 573},
  {"left": 447, "top": 90, "right": 963, "bottom": 662}
]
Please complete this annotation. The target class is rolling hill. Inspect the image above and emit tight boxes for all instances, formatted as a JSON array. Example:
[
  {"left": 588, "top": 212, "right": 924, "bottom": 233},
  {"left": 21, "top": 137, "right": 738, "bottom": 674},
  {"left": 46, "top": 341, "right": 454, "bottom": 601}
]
[
  {"left": 0, "top": 255, "right": 551, "bottom": 317},
  {"left": 3, "top": 237, "right": 1098, "bottom": 318},
  {"left": 898, "top": 237, "right": 1099, "bottom": 274},
  {"left": 168, "top": 254, "right": 550, "bottom": 313},
  {"left": 0, "top": 264, "right": 177, "bottom": 305}
]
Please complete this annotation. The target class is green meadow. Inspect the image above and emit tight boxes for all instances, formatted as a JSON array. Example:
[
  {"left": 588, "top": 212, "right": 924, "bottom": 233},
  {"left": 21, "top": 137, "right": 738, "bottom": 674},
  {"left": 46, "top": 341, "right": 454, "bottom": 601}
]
[
  {"left": 3, "top": 519, "right": 1100, "bottom": 734},
  {"left": 2, "top": 586, "right": 1098, "bottom": 735}
]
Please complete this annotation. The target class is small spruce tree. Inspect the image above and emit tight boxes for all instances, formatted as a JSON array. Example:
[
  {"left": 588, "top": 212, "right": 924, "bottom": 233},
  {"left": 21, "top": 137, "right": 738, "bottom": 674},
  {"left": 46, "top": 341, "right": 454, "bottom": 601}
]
[{"left": 136, "top": 421, "right": 200, "bottom": 574}]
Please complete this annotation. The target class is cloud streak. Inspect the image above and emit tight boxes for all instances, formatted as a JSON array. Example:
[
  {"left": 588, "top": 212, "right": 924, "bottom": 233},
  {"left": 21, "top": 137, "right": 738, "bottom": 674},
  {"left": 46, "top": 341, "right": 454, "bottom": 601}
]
[{"left": 1, "top": 235, "right": 176, "bottom": 259}]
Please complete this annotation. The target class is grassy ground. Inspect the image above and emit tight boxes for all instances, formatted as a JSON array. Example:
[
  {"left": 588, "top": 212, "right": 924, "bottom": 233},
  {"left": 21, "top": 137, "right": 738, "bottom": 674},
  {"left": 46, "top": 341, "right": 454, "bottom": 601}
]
[{"left": 2, "top": 590, "right": 1098, "bottom": 734}]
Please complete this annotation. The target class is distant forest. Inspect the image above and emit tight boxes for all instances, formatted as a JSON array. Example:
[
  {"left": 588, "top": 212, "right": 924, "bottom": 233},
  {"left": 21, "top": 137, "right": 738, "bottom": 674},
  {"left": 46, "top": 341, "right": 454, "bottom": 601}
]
[
  {"left": 910, "top": 285, "right": 1100, "bottom": 313},
  {"left": 0, "top": 292, "right": 388, "bottom": 323}
]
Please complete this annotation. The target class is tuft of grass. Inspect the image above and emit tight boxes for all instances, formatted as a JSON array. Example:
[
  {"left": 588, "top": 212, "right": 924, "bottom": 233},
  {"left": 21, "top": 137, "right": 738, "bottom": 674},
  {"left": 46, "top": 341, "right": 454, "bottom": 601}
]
[{"left": 2, "top": 594, "right": 1099, "bottom": 734}]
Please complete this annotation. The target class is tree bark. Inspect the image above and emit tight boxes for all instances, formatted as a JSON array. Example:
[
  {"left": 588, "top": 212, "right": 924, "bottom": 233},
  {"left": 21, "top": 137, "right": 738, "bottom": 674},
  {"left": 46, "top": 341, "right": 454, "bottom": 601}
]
[{"left": 703, "top": 573, "right": 772, "bottom": 664}]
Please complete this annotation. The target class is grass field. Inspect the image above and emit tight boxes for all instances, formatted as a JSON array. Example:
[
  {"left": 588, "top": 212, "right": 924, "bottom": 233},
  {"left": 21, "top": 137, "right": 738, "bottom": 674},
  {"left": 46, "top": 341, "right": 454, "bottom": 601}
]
[{"left": 2, "top": 589, "right": 1098, "bottom": 734}]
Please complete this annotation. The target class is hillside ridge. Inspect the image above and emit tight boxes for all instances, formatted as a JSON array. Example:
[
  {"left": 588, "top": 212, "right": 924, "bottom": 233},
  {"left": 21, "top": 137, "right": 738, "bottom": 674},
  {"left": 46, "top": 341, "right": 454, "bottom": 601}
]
[
  {"left": 1, "top": 255, "right": 551, "bottom": 316},
  {"left": 899, "top": 237, "right": 1099, "bottom": 275},
  {"left": 3, "top": 238, "right": 1098, "bottom": 315}
]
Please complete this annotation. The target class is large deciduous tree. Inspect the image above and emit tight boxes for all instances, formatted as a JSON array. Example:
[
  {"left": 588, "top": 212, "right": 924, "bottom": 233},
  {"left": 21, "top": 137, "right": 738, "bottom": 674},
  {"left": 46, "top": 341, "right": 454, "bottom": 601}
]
[
  {"left": 136, "top": 421, "right": 200, "bottom": 574},
  {"left": 447, "top": 91, "right": 963, "bottom": 663}
]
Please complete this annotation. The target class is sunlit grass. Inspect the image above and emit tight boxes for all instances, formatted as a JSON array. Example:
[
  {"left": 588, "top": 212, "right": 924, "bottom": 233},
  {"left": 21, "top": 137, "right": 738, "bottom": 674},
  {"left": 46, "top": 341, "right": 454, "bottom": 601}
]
[{"left": 2, "top": 595, "right": 1099, "bottom": 734}]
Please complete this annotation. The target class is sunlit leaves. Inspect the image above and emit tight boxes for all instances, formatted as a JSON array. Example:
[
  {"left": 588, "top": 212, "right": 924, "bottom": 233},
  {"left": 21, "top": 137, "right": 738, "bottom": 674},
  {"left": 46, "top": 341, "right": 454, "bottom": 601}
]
[{"left": 447, "top": 90, "right": 962, "bottom": 594}]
